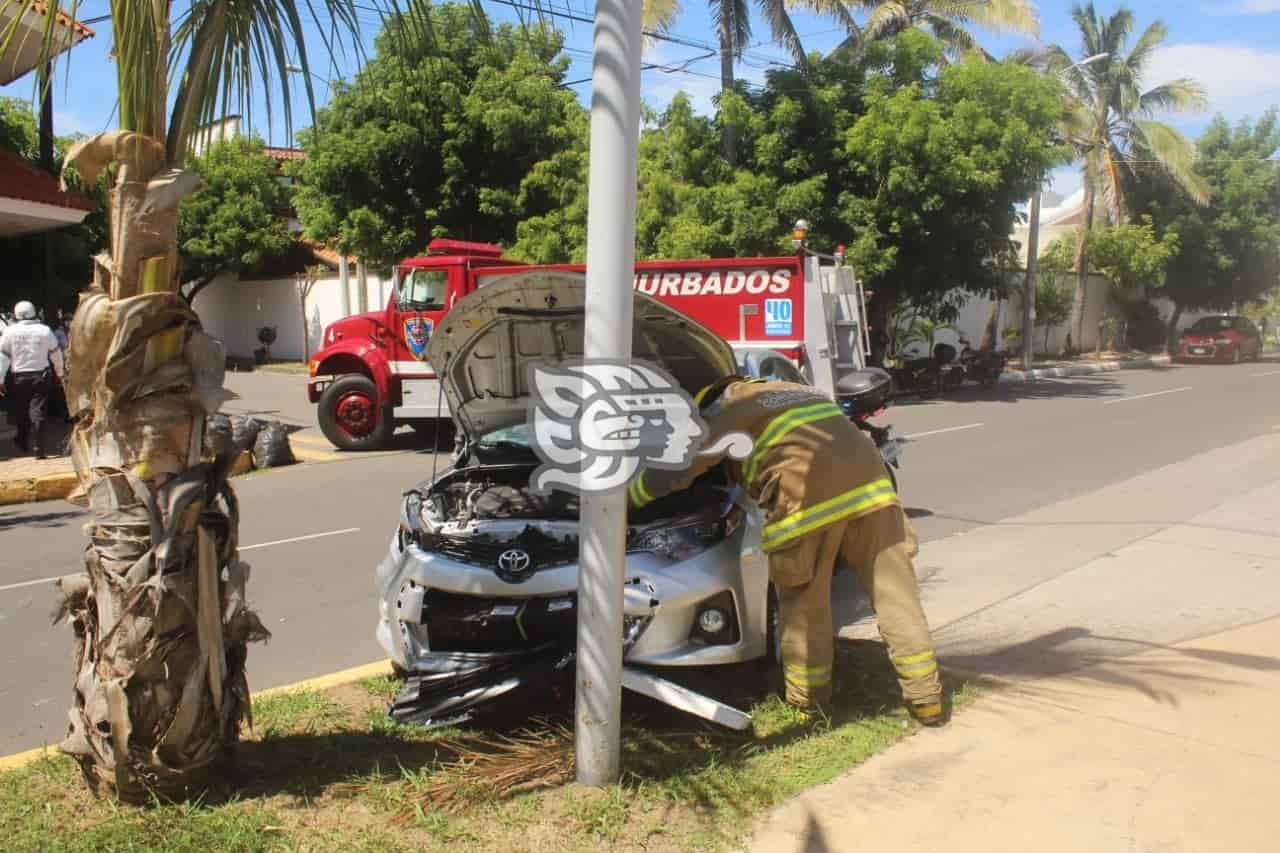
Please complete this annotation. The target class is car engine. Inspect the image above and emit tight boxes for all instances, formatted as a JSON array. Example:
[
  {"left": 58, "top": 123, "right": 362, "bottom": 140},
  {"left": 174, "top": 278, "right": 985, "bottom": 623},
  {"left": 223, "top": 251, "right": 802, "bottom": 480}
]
[{"left": 407, "top": 462, "right": 735, "bottom": 581}]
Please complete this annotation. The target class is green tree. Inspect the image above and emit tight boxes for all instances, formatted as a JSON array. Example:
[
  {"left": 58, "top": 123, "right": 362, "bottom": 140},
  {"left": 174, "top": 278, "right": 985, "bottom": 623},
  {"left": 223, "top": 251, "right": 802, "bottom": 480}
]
[
  {"left": 839, "top": 32, "right": 1065, "bottom": 342},
  {"left": 1035, "top": 277, "right": 1074, "bottom": 354},
  {"left": 0, "top": 95, "right": 38, "bottom": 157},
  {"left": 0, "top": 0, "right": 374, "bottom": 800},
  {"left": 0, "top": 97, "right": 108, "bottom": 312},
  {"left": 1086, "top": 217, "right": 1178, "bottom": 295},
  {"left": 1034, "top": 2, "right": 1207, "bottom": 344},
  {"left": 1129, "top": 111, "right": 1280, "bottom": 349},
  {"left": 178, "top": 137, "right": 292, "bottom": 304},
  {"left": 292, "top": 4, "right": 586, "bottom": 268},
  {"left": 853, "top": 0, "right": 1039, "bottom": 59},
  {"left": 643, "top": 0, "right": 860, "bottom": 161}
]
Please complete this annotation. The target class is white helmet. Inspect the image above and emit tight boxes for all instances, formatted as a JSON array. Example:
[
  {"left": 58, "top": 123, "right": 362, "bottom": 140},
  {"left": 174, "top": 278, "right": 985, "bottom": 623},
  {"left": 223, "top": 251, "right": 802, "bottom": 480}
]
[{"left": 14, "top": 301, "right": 36, "bottom": 320}]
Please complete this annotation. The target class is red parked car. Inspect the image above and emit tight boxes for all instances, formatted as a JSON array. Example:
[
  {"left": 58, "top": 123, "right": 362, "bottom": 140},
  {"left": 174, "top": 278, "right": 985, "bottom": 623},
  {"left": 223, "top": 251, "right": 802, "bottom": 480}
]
[{"left": 1177, "top": 316, "right": 1262, "bottom": 364}]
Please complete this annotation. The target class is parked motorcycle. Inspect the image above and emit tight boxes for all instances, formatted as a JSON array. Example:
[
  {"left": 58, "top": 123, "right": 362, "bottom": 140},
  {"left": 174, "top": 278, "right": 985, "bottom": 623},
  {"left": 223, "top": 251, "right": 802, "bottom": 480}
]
[
  {"left": 958, "top": 342, "right": 1009, "bottom": 389},
  {"left": 835, "top": 368, "right": 904, "bottom": 491},
  {"left": 885, "top": 343, "right": 964, "bottom": 398}
]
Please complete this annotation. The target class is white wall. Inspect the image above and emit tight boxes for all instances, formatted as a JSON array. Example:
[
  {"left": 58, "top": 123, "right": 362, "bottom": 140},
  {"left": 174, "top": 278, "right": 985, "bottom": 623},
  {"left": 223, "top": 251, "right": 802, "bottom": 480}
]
[{"left": 193, "top": 269, "right": 388, "bottom": 361}]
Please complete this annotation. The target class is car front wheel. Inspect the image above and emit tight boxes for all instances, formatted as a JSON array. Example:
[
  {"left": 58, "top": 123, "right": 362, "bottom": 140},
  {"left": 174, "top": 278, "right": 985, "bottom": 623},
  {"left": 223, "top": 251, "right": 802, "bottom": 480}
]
[{"left": 318, "top": 374, "right": 394, "bottom": 450}]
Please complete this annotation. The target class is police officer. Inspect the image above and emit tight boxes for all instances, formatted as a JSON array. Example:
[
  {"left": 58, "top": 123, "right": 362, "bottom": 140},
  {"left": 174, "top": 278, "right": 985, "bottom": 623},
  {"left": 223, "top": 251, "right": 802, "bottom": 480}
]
[
  {"left": 0, "top": 301, "right": 65, "bottom": 458},
  {"left": 628, "top": 376, "right": 945, "bottom": 725}
]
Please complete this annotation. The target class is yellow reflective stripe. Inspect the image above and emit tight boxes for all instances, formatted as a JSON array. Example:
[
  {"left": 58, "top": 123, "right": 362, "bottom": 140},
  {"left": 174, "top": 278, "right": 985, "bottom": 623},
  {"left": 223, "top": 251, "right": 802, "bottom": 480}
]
[
  {"left": 784, "top": 664, "right": 832, "bottom": 686},
  {"left": 743, "top": 402, "right": 845, "bottom": 485},
  {"left": 629, "top": 474, "right": 655, "bottom": 508},
  {"left": 894, "top": 660, "right": 938, "bottom": 678},
  {"left": 912, "top": 703, "right": 943, "bottom": 718},
  {"left": 634, "top": 472, "right": 654, "bottom": 505},
  {"left": 892, "top": 650, "right": 936, "bottom": 666},
  {"left": 784, "top": 663, "right": 831, "bottom": 675},
  {"left": 761, "top": 478, "right": 897, "bottom": 551}
]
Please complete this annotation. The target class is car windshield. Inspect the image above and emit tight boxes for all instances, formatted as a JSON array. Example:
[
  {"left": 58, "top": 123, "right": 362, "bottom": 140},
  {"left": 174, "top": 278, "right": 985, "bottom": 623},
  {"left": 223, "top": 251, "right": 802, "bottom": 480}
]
[
  {"left": 478, "top": 424, "right": 532, "bottom": 447},
  {"left": 1190, "top": 317, "right": 1235, "bottom": 333}
]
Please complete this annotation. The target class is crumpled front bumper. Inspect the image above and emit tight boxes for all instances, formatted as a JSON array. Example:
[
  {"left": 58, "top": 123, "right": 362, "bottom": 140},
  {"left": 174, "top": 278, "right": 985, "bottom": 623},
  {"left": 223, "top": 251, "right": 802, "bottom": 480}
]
[{"left": 374, "top": 517, "right": 769, "bottom": 725}]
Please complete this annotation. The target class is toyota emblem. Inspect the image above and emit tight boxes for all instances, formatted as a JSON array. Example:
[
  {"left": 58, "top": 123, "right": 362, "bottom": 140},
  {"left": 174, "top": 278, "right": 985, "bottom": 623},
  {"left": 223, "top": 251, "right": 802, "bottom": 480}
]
[{"left": 496, "top": 548, "right": 534, "bottom": 581}]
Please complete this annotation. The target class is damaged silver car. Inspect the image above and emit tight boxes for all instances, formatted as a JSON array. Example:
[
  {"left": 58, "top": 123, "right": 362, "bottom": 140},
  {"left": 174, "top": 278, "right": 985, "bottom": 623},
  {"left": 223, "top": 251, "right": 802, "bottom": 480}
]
[{"left": 375, "top": 272, "right": 778, "bottom": 728}]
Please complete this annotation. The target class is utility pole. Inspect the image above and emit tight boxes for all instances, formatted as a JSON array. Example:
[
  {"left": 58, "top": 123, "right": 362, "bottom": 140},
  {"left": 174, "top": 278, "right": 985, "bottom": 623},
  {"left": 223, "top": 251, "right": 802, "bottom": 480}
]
[
  {"left": 1022, "top": 188, "right": 1041, "bottom": 370},
  {"left": 576, "top": 0, "right": 643, "bottom": 786}
]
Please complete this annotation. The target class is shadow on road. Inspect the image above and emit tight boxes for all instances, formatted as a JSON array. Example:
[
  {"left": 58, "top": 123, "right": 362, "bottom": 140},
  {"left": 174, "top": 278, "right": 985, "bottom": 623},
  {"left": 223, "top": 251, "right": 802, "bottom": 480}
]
[
  {"left": 0, "top": 508, "right": 82, "bottom": 531},
  {"left": 939, "top": 625, "right": 1280, "bottom": 706},
  {"left": 892, "top": 373, "right": 1127, "bottom": 407}
]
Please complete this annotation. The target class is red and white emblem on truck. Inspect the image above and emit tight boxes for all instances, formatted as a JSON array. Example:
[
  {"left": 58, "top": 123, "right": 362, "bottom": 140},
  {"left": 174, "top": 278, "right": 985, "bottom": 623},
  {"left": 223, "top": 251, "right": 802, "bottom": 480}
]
[{"left": 404, "top": 317, "right": 433, "bottom": 361}]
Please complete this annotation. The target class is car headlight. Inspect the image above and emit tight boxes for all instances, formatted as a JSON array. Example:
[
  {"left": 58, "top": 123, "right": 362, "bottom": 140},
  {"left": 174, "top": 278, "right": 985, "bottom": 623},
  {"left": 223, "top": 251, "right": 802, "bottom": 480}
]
[
  {"left": 628, "top": 506, "right": 743, "bottom": 562},
  {"left": 1215, "top": 339, "right": 1234, "bottom": 346}
]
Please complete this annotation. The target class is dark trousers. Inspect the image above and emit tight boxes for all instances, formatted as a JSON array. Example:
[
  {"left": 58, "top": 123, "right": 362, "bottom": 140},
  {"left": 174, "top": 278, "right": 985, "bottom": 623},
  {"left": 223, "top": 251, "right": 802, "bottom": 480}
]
[{"left": 9, "top": 369, "right": 52, "bottom": 454}]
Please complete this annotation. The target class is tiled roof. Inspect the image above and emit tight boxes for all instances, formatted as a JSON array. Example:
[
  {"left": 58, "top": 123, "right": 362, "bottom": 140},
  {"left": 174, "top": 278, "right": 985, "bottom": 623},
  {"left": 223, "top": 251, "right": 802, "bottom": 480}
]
[
  {"left": 263, "top": 147, "right": 306, "bottom": 162},
  {"left": 302, "top": 240, "right": 352, "bottom": 267},
  {"left": 0, "top": 148, "right": 96, "bottom": 211},
  {"left": 26, "top": 1, "right": 95, "bottom": 40}
]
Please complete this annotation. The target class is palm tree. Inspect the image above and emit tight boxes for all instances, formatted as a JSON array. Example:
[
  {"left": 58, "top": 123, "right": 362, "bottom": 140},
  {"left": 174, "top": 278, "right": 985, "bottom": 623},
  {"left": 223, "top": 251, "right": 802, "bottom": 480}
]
[
  {"left": 0, "top": 0, "right": 373, "bottom": 801},
  {"left": 852, "top": 0, "right": 1039, "bottom": 59},
  {"left": 643, "top": 0, "right": 860, "bottom": 161},
  {"left": 1035, "top": 3, "right": 1207, "bottom": 346}
]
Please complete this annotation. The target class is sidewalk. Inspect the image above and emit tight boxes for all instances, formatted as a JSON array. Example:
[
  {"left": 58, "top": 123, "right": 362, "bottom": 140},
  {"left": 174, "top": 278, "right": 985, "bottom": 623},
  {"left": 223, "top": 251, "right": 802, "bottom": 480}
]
[
  {"left": 749, "top": 617, "right": 1280, "bottom": 853},
  {"left": 752, "top": 433, "right": 1280, "bottom": 852},
  {"left": 999, "top": 350, "right": 1171, "bottom": 384}
]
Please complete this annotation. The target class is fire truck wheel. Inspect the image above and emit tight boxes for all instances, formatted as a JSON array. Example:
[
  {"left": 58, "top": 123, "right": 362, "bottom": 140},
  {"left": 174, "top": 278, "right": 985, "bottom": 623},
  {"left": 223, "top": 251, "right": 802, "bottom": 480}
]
[{"left": 318, "top": 375, "right": 394, "bottom": 451}]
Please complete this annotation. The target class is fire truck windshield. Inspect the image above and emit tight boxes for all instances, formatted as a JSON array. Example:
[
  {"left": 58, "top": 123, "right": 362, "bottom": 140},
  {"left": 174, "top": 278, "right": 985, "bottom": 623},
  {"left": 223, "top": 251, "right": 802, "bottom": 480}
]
[{"left": 398, "top": 269, "right": 448, "bottom": 310}]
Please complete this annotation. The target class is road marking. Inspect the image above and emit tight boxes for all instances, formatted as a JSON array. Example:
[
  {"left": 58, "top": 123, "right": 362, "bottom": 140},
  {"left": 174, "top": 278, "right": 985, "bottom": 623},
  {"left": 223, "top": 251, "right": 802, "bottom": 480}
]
[
  {"left": 240, "top": 527, "right": 361, "bottom": 551},
  {"left": 0, "top": 528, "right": 362, "bottom": 593},
  {"left": 1252, "top": 369, "right": 1280, "bottom": 377},
  {"left": 0, "top": 576, "right": 59, "bottom": 593},
  {"left": 1101, "top": 386, "right": 1192, "bottom": 406},
  {"left": 903, "top": 423, "right": 984, "bottom": 440}
]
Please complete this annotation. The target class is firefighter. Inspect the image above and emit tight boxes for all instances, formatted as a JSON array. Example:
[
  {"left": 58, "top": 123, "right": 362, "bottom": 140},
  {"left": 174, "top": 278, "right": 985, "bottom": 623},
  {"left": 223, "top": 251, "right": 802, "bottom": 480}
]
[{"left": 628, "top": 376, "right": 945, "bottom": 725}]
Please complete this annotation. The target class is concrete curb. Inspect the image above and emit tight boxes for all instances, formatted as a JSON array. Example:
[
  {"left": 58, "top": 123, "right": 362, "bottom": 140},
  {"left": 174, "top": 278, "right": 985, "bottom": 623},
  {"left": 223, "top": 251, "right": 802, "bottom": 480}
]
[
  {"left": 998, "top": 354, "right": 1171, "bottom": 385},
  {"left": 0, "top": 659, "right": 393, "bottom": 773},
  {"left": 0, "top": 450, "right": 256, "bottom": 508}
]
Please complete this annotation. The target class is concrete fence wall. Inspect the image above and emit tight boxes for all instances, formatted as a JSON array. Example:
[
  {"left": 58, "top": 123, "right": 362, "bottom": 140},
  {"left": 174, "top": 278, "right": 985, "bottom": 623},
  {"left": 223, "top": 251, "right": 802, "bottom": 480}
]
[
  {"left": 899, "top": 274, "right": 1219, "bottom": 359},
  {"left": 192, "top": 271, "right": 390, "bottom": 362}
]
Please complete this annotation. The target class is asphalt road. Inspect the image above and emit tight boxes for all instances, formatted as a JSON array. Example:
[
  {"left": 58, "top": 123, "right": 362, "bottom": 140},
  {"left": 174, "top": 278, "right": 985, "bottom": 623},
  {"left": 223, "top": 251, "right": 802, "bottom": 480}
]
[{"left": 4, "top": 359, "right": 1280, "bottom": 754}]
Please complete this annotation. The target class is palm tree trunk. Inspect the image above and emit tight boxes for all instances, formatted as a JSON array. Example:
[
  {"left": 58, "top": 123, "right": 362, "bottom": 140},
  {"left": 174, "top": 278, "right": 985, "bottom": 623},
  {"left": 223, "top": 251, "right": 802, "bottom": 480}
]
[
  {"left": 1071, "top": 180, "right": 1096, "bottom": 349},
  {"left": 718, "top": 0, "right": 737, "bottom": 165},
  {"left": 55, "top": 132, "right": 266, "bottom": 801}
]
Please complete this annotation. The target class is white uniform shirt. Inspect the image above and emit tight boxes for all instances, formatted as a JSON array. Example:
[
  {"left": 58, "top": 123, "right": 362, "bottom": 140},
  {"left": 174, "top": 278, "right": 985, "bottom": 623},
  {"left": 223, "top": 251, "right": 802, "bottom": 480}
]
[{"left": 0, "top": 320, "right": 64, "bottom": 378}]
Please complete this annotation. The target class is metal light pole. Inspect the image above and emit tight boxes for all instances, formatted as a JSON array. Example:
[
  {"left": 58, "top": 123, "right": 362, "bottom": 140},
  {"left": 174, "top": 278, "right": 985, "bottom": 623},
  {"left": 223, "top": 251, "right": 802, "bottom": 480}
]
[
  {"left": 1021, "top": 52, "right": 1108, "bottom": 371},
  {"left": 1021, "top": 189, "right": 1041, "bottom": 370},
  {"left": 576, "top": 0, "right": 644, "bottom": 787}
]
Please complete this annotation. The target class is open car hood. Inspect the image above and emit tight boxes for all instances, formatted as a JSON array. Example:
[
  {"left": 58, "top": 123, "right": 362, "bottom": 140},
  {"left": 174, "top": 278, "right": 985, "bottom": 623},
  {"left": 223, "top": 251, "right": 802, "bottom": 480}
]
[{"left": 426, "top": 271, "right": 738, "bottom": 438}]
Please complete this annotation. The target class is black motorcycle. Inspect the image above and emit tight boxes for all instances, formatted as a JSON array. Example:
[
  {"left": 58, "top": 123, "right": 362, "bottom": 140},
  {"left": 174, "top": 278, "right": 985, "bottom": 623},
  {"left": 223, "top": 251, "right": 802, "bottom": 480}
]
[
  {"left": 835, "top": 368, "right": 904, "bottom": 491},
  {"left": 886, "top": 343, "right": 964, "bottom": 398},
  {"left": 959, "top": 344, "right": 1008, "bottom": 389}
]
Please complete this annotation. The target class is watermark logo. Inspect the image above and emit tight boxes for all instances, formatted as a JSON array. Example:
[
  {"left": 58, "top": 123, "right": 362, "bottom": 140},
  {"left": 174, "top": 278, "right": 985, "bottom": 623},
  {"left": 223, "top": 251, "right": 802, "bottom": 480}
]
[{"left": 527, "top": 361, "right": 752, "bottom": 495}]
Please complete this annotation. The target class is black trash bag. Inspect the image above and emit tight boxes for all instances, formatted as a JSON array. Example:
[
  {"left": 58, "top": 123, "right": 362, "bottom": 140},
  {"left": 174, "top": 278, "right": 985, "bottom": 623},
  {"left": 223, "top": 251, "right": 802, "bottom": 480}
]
[
  {"left": 252, "top": 421, "right": 296, "bottom": 469},
  {"left": 230, "top": 415, "right": 263, "bottom": 454},
  {"left": 204, "top": 413, "right": 236, "bottom": 458}
]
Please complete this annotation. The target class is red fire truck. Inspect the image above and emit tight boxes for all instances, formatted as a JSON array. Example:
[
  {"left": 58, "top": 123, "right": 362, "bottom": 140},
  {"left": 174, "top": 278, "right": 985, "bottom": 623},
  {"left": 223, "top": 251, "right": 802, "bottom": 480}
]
[{"left": 307, "top": 237, "right": 868, "bottom": 449}]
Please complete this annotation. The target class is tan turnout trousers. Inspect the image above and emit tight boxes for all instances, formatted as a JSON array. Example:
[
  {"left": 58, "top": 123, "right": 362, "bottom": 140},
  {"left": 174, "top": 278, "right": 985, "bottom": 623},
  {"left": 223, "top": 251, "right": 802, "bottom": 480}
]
[{"left": 769, "top": 503, "right": 940, "bottom": 707}]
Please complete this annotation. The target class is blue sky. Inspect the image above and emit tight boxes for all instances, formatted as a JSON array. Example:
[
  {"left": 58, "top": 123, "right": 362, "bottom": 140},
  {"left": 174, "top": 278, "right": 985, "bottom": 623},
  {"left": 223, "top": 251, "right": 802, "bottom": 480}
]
[{"left": 6, "top": 0, "right": 1280, "bottom": 199}]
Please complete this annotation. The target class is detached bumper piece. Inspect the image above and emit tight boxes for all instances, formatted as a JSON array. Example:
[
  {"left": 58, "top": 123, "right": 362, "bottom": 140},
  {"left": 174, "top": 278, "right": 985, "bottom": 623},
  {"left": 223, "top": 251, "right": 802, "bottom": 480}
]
[{"left": 389, "top": 646, "right": 573, "bottom": 729}]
